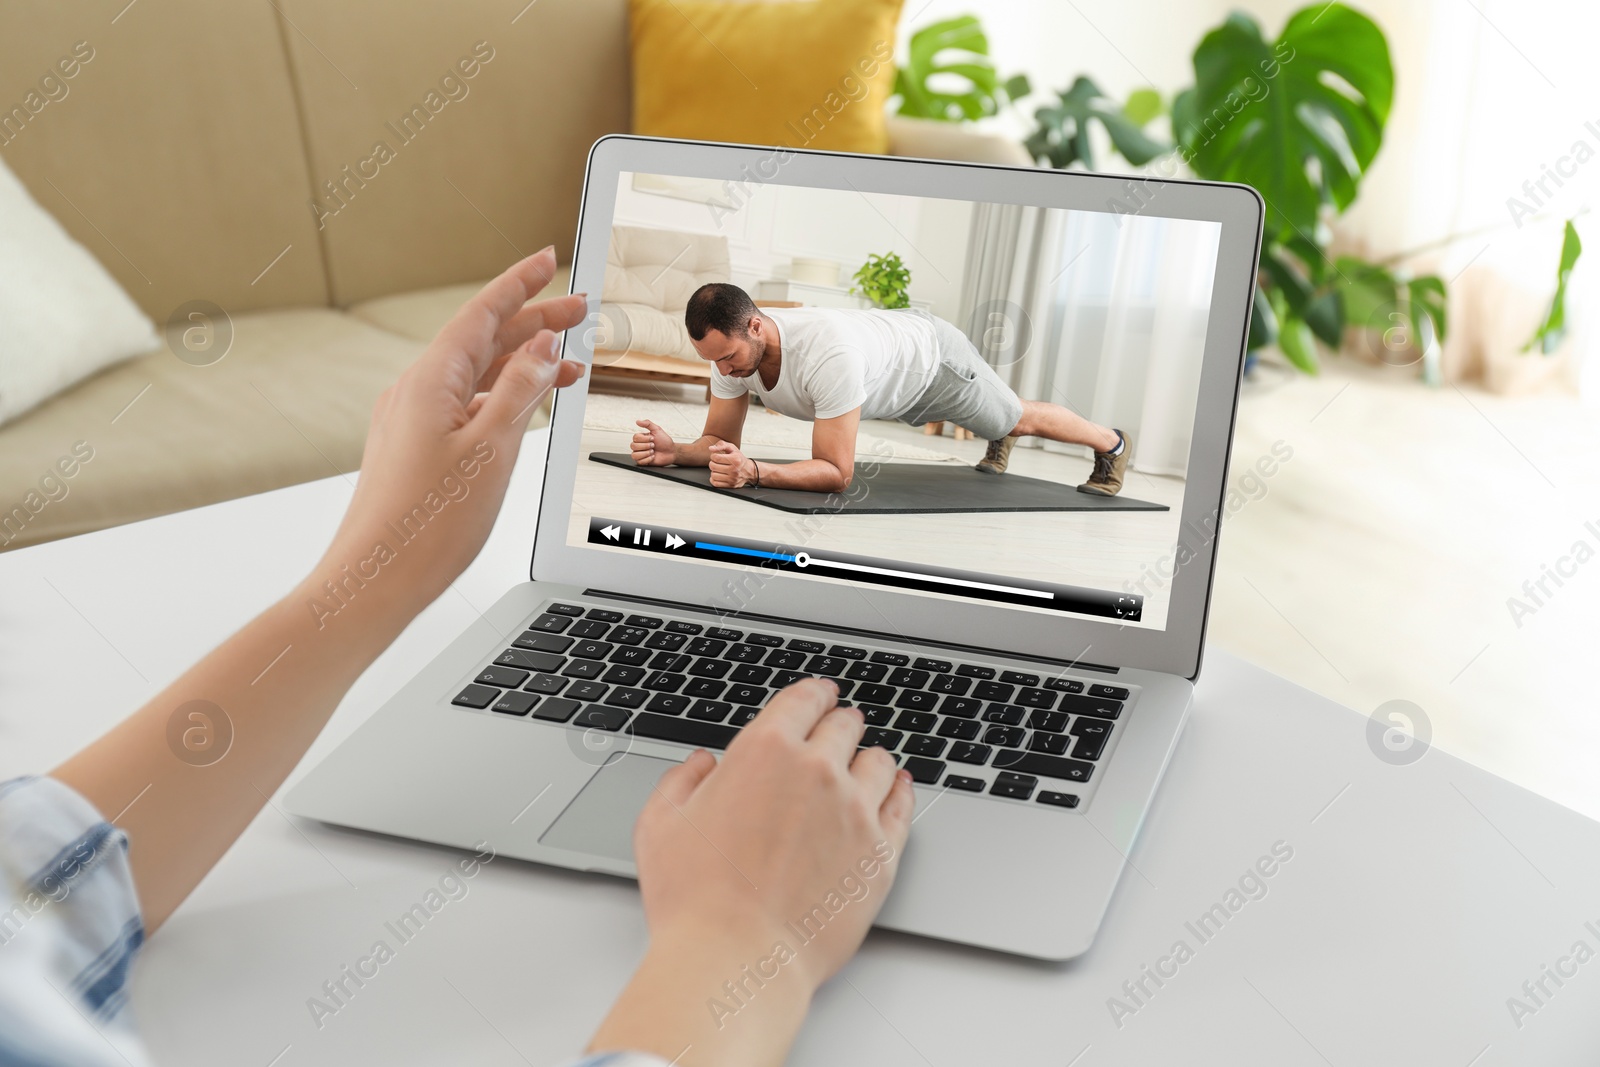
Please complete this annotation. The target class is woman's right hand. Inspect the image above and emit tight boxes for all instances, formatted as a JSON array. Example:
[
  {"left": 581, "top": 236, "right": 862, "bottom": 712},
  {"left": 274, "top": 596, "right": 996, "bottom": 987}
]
[
  {"left": 631, "top": 419, "right": 677, "bottom": 466},
  {"left": 587, "top": 678, "right": 916, "bottom": 1066}
]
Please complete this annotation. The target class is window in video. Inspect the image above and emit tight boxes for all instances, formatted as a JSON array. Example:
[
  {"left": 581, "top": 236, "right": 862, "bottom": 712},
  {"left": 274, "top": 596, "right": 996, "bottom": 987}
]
[{"left": 567, "top": 170, "right": 1222, "bottom": 630}]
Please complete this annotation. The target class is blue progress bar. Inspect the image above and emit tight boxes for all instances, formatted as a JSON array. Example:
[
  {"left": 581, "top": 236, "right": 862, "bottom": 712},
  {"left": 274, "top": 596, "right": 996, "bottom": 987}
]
[{"left": 694, "top": 541, "right": 796, "bottom": 563}]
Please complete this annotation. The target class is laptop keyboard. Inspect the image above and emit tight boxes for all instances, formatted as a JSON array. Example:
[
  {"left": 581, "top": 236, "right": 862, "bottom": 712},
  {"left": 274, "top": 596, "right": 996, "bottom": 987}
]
[{"left": 452, "top": 600, "right": 1134, "bottom": 809}]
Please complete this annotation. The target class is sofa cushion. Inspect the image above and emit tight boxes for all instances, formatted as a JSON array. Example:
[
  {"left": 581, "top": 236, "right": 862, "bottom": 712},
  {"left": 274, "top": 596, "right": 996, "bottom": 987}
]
[
  {"left": 0, "top": 311, "right": 424, "bottom": 551},
  {"left": 628, "top": 0, "right": 902, "bottom": 153}
]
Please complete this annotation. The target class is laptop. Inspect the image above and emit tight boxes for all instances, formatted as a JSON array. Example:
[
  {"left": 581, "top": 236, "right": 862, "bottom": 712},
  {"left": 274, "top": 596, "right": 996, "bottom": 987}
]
[{"left": 286, "top": 135, "right": 1263, "bottom": 960}]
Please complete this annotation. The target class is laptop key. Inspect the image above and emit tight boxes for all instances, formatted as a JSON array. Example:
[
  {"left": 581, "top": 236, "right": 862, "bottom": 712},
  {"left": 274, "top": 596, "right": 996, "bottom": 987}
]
[
  {"left": 566, "top": 681, "right": 608, "bottom": 702},
  {"left": 948, "top": 742, "right": 992, "bottom": 765},
  {"left": 643, "top": 671, "right": 686, "bottom": 692},
  {"left": 928, "top": 674, "right": 970, "bottom": 696},
  {"left": 1029, "top": 731, "right": 1070, "bottom": 755},
  {"left": 1072, "top": 734, "right": 1109, "bottom": 761},
  {"left": 983, "top": 725, "right": 1025, "bottom": 748},
  {"left": 944, "top": 774, "right": 985, "bottom": 792},
  {"left": 870, "top": 651, "right": 909, "bottom": 666},
  {"left": 904, "top": 735, "right": 947, "bottom": 758},
  {"left": 991, "top": 751, "right": 1095, "bottom": 783},
  {"left": 1090, "top": 684, "right": 1130, "bottom": 700},
  {"left": 532, "top": 697, "right": 580, "bottom": 723},
  {"left": 726, "top": 644, "right": 765, "bottom": 664},
  {"left": 893, "top": 691, "right": 938, "bottom": 712},
  {"left": 729, "top": 706, "right": 761, "bottom": 727},
  {"left": 646, "top": 693, "right": 691, "bottom": 714},
  {"left": 649, "top": 652, "right": 691, "bottom": 672},
  {"left": 1000, "top": 671, "right": 1040, "bottom": 686},
  {"left": 547, "top": 603, "right": 585, "bottom": 617},
  {"left": 687, "top": 637, "right": 728, "bottom": 657},
  {"left": 955, "top": 664, "right": 995, "bottom": 679},
  {"left": 834, "top": 680, "right": 856, "bottom": 699},
  {"left": 902, "top": 756, "right": 945, "bottom": 784},
  {"left": 1045, "top": 677, "right": 1086, "bottom": 693},
  {"left": 1059, "top": 694, "right": 1123, "bottom": 720},
  {"left": 860, "top": 705, "right": 895, "bottom": 726},
  {"left": 1016, "top": 688, "right": 1057, "bottom": 710},
  {"left": 682, "top": 678, "right": 725, "bottom": 699},
  {"left": 860, "top": 728, "right": 903, "bottom": 750},
  {"left": 1071, "top": 718, "right": 1113, "bottom": 738},
  {"left": 524, "top": 673, "right": 567, "bottom": 694},
  {"left": 610, "top": 646, "right": 652, "bottom": 667},
  {"left": 725, "top": 684, "right": 767, "bottom": 705},
  {"left": 940, "top": 696, "right": 982, "bottom": 718},
  {"left": 913, "top": 657, "right": 953, "bottom": 673},
  {"left": 513, "top": 632, "right": 572, "bottom": 654},
  {"left": 936, "top": 717, "right": 981, "bottom": 740},
  {"left": 770, "top": 670, "right": 808, "bottom": 688},
  {"left": 585, "top": 608, "right": 623, "bottom": 623},
  {"left": 629, "top": 711, "right": 738, "bottom": 749},
  {"left": 492, "top": 691, "right": 539, "bottom": 716},
  {"left": 855, "top": 683, "right": 895, "bottom": 704},
  {"left": 830, "top": 644, "right": 867, "bottom": 659},
  {"left": 1037, "top": 791, "right": 1080, "bottom": 808},
  {"left": 626, "top": 615, "right": 663, "bottom": 629},
  {"left": 569, "top": 620, "right": 611, "bottom": 640},
  {"left": 496, "top": 649, "right": 562, "bottom": 673},
  {"left": 562, "top": 660, "right": 605, "bottom": 680},
  {"left": 602, "top": 664, "right": 646, "bottom": 686},
  {"left": 845, "top": 662, "right": 888, "bottom": 683},
  {"left": 666, "top": 620, "right": 703, "bottom": 635},
  {"left": 705, "top": 627, "right": 744, "bottom": 641},
  {"left": 645, "top": 631, "right": 686, "bottom": 651},
  {"left": 730, "top": 664, "right": 772, "bottom": 685},
  {"left": 688, "top": 657, "right": 731, "bottom": 678},
  {"left": 570, "top": 640, "right": 613, "bottom": 660},
  {"left": 982, "top": 704, "right": 1025, "bottom": 726},
  {"left": 476, "top": 666, "right": 529, "bottom": 688},
  {"left": 1029, "top": 709, "right": 1069, "bottom": 732},
  {"left": 746, "top": 633, "right": 784, "bottom": 647},
  {"left": 452, "top": 684, "right": 499, "bottom": 709},
  {"left": 609, "top": 626, "right": 649, "bottom": 646},
  {"left": 765, "top": 649, "right": 807, "bottom": 670},
  {"left": 892, "top": 710, "right": 936, "bottom": 733},
  {"left": 990, "top": 772, "right": 1036, "bottom": 799},
  {"left": 888, "top": 668, "right": 929, "bottom": 689},
  {"left": 972, "top": 681, "right": 1013, "bottom": 702},
  {"left": 806, "top": 655, "right": 847, "bottom": 677},
  {"left": 688, "top": 700, "right": 734, "bottom": 722},
  {"left": 604, "top": 687, "right": 648, "bottom": 709},
  {"left": 573, "top": 705, "right": 629, "bottom": 731},
  {"left": 530, "top": 613, "right": 572, "bottom": 633}
]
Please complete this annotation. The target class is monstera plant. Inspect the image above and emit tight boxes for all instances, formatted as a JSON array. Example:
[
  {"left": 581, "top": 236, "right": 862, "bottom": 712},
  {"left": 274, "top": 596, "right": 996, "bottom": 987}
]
[{"left": 891, "top": 15, "right": 1029, "bottom": 122}]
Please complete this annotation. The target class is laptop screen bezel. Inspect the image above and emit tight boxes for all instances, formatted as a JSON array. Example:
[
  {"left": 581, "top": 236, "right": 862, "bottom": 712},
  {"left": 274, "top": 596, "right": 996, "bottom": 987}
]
[{"left": 528, "top": 135, "right": 1262, "bottom": 681}]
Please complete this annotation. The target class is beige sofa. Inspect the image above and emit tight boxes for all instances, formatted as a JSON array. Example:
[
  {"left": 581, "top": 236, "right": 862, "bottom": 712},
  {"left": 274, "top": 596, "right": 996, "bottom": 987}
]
[{"left": 0, "top": 0, "right": 1029, "bottom": 550}]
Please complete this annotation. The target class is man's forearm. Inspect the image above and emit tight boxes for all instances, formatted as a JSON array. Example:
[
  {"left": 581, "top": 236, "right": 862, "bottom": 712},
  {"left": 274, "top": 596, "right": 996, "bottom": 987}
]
[
  {"left": 751, "top": 458, "right": 851, "bottom": 493},
  {"left": 671, "top": 434, "right": 733, "bottom": 467}
]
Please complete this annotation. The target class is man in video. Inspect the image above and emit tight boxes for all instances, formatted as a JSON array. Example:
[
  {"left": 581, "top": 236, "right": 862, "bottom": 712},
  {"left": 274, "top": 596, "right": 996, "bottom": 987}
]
[{"left": 630, "top": 282, "right": 1131, "bottom": 495}]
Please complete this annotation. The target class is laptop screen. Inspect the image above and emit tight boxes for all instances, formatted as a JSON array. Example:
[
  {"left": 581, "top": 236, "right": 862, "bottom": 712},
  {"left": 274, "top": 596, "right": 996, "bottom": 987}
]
[{"left": 561, "top": 167, "right": 1231, "bottom": 634}]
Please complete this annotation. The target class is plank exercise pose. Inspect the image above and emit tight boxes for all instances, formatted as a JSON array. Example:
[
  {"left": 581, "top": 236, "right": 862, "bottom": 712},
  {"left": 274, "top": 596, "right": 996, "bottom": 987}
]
[{"left": 631, "top": 283, "right": 1132, "bottom": 495}]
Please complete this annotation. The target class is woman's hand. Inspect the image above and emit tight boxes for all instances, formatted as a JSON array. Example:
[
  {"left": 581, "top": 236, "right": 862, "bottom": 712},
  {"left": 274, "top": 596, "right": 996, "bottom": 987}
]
[
  {"left": 318, "top": 246, "right": 586, "bottom": 615},
  {"left": 588, "top": 679, "right": 916, "bottom": 1066}
]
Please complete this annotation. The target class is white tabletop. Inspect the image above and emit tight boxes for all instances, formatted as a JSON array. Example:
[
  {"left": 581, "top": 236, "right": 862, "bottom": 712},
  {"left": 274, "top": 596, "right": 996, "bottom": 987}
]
[{"left": 4, "top": 431, "right": 1598, "bottom": 1066}]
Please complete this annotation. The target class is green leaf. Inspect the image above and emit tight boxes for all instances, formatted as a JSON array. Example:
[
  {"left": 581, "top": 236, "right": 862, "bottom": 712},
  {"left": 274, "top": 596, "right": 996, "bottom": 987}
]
[
  {"left": 1277, "top": 312, "right": 1320, "bottom": 373},
  {"left": 1176, "top": 4, "right": 1394, "bottom": 241},
  {"left": 1303, "top": 290, "right": 1345, "bottom": 348},
  {"left": 1002, "top": 73, "right": 1032, "bottom": 102},
  {"left": 1409, "top": 274, "right": 1448, "bottom": 344},
  {"left": 1123, "top": 87, "right": 1165, "bottom": 128},
  {"left": 1524, "top": 220, "right": 1583, "bottom": 355},
  {"left": 1027, "top": 76, "right": 1171, "bottom": 170},
  {"left": 893, "top": 15, "right": 1018, "bottom": 123}
]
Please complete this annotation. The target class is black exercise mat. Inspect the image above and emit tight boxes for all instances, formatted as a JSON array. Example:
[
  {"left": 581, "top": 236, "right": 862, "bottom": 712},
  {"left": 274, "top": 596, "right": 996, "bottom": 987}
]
[{"left": 588, "top": 452, "right": 1169, "bottom": 515}]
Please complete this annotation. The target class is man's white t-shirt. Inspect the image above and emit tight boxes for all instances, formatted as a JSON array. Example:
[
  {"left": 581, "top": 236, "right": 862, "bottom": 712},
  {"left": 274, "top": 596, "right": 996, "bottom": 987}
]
[{"left": 709, "top": 306, "right": 939, "bottom": 421}]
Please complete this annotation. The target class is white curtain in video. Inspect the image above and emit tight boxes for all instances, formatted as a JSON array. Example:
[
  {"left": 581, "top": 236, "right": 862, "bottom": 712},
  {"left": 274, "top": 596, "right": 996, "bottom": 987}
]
[{"left": 959, "top": 205, "right": 1220, "bottom": 479}]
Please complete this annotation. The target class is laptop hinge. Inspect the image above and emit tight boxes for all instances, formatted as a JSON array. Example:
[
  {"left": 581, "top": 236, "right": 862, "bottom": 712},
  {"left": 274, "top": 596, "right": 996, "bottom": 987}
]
[{"left": 581, "top": 588, "right": 1120, "bottom": 675}]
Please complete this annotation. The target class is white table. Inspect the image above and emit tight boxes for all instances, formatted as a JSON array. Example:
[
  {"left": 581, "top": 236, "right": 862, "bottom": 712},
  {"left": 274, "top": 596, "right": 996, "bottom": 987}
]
[{"left": 4, "top": 431, "right": 1598, "bottom": 1066}]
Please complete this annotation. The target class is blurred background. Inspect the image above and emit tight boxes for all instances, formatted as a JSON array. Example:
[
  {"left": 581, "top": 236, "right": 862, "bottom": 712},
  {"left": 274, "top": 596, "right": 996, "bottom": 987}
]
[{"left": 2, "top": 0, "right": 1595, "bottom": 817}]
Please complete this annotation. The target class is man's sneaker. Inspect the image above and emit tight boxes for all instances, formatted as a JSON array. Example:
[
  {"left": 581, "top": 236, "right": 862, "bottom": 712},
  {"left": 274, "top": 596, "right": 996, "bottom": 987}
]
[
  {"left": 975, "top": 435, "right": 1018, "bottom": 475},
  {"left": 1077, "top": 430, "right": 1131, "bottom": 496}
]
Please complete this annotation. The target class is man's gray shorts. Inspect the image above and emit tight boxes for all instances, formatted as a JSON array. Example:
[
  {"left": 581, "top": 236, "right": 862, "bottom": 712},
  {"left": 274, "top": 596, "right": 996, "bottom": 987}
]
[{"left": 895, "top": 310, "right": 1024, "bottom": 442}]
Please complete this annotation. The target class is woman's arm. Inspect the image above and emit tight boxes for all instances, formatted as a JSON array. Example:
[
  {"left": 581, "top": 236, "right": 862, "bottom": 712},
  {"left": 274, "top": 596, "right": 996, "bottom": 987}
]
[{"left": 51, "top": 248, "right": 586, "bottom": 932}]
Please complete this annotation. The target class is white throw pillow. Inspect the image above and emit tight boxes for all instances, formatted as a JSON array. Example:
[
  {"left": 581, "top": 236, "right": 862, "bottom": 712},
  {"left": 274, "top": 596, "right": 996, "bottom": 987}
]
[{"left": 0, "top": 156, "right": 159, "bottom": 426}]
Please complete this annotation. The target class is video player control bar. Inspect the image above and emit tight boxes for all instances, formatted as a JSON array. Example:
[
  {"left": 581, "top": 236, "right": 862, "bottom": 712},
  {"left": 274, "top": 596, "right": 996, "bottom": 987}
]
[{"left": 585, "top": 517, "right": 1141, "bottom": 621}]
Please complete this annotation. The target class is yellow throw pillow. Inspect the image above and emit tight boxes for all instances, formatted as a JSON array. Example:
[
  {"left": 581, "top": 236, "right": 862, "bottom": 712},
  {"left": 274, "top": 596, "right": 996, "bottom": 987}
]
[{"left": 629, "top": 0, "right": 902, "bottom": 154}]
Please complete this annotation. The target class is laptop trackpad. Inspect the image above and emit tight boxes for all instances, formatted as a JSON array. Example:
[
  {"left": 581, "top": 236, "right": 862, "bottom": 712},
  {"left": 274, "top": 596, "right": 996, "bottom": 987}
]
[{"left": 539, "top": 753, "right": 679, "bottom": 862}]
